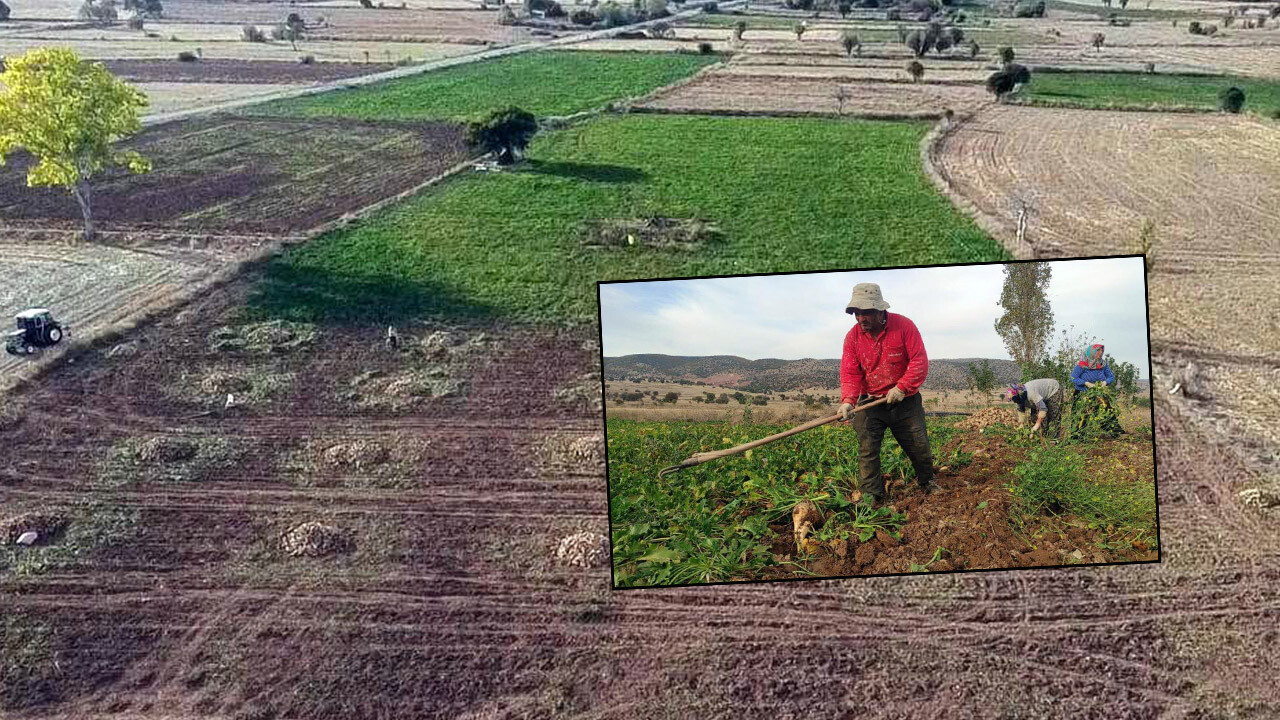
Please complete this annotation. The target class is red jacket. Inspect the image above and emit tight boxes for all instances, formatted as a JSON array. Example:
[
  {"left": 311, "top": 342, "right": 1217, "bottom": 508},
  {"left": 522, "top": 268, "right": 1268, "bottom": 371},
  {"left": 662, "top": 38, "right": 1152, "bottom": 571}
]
[{"left": 840, "top": 312, "right": 929, "bottom": 404}]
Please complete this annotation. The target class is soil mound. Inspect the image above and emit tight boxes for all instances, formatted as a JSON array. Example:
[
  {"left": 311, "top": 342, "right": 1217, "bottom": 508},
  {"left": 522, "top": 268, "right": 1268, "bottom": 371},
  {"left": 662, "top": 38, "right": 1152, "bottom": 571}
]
[
  {"left": 280, "top": 522, "right": 354, "bottom": 558},
  {"left": 322, "top": 440, "right": 389, "bottom": 470},
  {"left": 208, "top": 320, "right": 318, "bottom": 354},
  {"left": 555, "top": 531, "right": 609, "bottom": 568},
  {"left": 200, "top": 371, "right": 253, "bottom": 394},
  {"left": 138, "top": 437, "right": 198, "bottom": 463},
  {"left": 957, "top": 406, "right": 1020, "bottom": 430}
]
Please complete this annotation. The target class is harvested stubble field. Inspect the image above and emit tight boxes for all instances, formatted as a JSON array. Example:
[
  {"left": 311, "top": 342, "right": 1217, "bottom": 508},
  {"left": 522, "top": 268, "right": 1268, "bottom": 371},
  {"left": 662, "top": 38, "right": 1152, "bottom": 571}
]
[
  {"left": 0, "top": 34, "right": 482, "bottom": 65},
  {"left": 0, "top": 242, "right": 255, "bottom": 388},
  {"left": 932, "top": 106, "right": 1280, "bottom": 357},
  {"left": 1020, "top": 42, "right": 1280, "bottom": 78},
  {"left": 0, "top": 115, "right": 474, "bottom": 234},
  {"left": 134, "top": 82, "right": 302, "bottom": 115},
  {"left": 160, "top": 0, "right": 517, "bottom": 44},
  {"left": 635, "top": 72, "right": 992, "bottom": 115},
  {"left": 3, "top": 273, "right": 1279, "bottom": 717}
]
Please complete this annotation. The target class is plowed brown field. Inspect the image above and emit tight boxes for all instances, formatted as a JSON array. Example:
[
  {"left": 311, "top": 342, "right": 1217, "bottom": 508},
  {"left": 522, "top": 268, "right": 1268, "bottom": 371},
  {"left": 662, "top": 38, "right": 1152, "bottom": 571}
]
[
  {"left": 0, "top": 115, "right": 474, "bottom": 234},
  {"left": 2, "top": 274, "right": 1279, "bottom": 719}
]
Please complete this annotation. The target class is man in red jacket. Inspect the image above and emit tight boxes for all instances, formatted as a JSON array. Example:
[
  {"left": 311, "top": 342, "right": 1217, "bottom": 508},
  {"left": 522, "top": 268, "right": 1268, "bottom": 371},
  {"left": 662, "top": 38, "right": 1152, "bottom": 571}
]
[{"left": 839, "top": 282, "right": 938, "bottom": 507}]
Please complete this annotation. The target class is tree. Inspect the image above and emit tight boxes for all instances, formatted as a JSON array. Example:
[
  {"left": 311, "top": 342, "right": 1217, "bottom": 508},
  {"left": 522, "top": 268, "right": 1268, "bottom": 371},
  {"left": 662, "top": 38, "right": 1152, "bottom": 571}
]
[
  {"left": 716, "top": 393, "right": 730, "bottom": 404},
  {"left": 997, "top": 45, "right": 1014, "bottom": 65},
  {"left": 647, "top": 19, "right": 673, "bottom": 38},
  {"left": 994, "top": 262, "right": 1054, "bottom": 371},
  {"left": 0, "top": 1, "right": 9, "bottom": 21},
  {"left": 906, "top": 59, "right": 924, "bottom": 82},
  {"left": 967, "top": 359, "right": 996, "bottom": 404},
  {"left": 833, "top": 84, "right": 851, "bottom": 114},
  {"left": 968, "top": 39, "right": 980, "bottom": 58},
  {"left": 662, "top": 391, "right": 679, "bottom": 403},
  {"left": 1090, "top": 31, "right": 1105, "bottom": 49},
  {"left": 793, "top": 21, "right": 807, "bottom": 41},
  {"left": 466, "top": 106, "right": 538, "bottom": 165},
  {"left": 934, "top": 30, "right": 953, "bottom": 53},
  {"left": 838, "top": 0, "right": 851, "bottom": 17},
  {"left": 123, "top": 0, "right": 162, "bottom": 16},
  {"left": 1107, "top": 355, "right": 1138, "bottom": 396},
  {"left": 732, "top": 20, "right": 746, "bottom": 44},
  {"left": 0, "top": 48, "right": 150, "bottom": 243},
  {"left": 283, "top": 12, "right": 306, "bottom": 49},
  {"left": 986, "top": 63, "right": 1029, "bottom": 100},
  {"left": 78, "top": 0, "right": 118, "bottom": 23},
  {"left": 841, "top": 30, "right": 860, "bottom": 56},
  {"left": 1219, "top": 86, "right": 1245, "bottom": 113},
  {"left": 905, "top": 28, "right": 932, "bottom": 56}
]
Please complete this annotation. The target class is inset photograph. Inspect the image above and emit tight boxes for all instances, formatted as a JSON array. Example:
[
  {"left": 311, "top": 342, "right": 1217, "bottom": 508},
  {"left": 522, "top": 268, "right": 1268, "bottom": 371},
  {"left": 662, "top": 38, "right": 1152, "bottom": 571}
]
[{"left": 600, "top": 257, "right": 1156, "bottom": 588}]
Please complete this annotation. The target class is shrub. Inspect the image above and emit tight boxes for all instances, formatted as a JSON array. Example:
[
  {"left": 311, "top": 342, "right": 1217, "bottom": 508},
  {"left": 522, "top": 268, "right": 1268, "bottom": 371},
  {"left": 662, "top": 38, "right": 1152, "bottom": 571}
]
[
  {"left": 1187, "top": 20, "right": 1201, "bottom": 33},
  {"left": 299, "top": 54, "right": 316, "bottom": 64},
  {"left": 242, "top": 24, "right": 266, "bottom": 41},
  {"left": 997, "top": 45, "right": 1014, "bottom": 64},
  {"left": 698, "top": 40, "right": 713, "bottom": 53},
  {"left": 906, "top": 59, "right": 924, "bottom": 82},
  {"left": 176, "top": 50, "right": 197, "bottom": 61},
  {"left": 838, "top": 0, "right": 851, "bottom": 16},
  {"left": 544, "top": 0, "right": 566, "bottom": 17},
  {"left": 79, "top": 0, "right": 119, "bottom": 22},
  {"left": 704, "top": 0, "right": 719, "bottom": 11},
  {"left": 597, "top": 1, "right": 634, "bottom": 26},
  {"left": 1219, "top": 86, "right": 1245, "bottom": 113},
  {"left": 731, "top": 19, "right": 746, "bottom": 42},
  {"left": 570, "top": 7, "right": 596, "bottom": 23},
  {"left": 968, "top": 38, "right": 979, "bottom": 58},
  {"left": 793, "top": 21, "right": 806, "bottom": 40},
  {"left": 662, "top": 391, "right": 679, "bottom": 403},
  {"left": 1091, "top": 31, "right": 1105, "bottom": 49},
  {"left": 986, "top": 63, "right": 1029, "bottom": 100},
  {"left": 127, "top": 15, "right": 144, "bottom": 29},
  {"left": 840, "top": 30, "right": 860, "bottom": 56}
]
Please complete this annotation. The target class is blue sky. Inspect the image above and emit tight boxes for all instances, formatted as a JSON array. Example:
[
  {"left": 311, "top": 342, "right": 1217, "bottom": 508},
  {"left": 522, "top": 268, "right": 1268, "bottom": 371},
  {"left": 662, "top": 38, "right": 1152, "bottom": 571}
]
[{"left": 599, "top": 257, "right": 1149, "bottom": 378}]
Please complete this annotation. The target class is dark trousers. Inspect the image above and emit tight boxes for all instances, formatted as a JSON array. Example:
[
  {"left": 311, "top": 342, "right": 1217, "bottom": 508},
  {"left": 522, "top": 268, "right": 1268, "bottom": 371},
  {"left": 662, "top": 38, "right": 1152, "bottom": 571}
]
[{"left": 851, "top": 392, "right": 934, "bottom": 500}]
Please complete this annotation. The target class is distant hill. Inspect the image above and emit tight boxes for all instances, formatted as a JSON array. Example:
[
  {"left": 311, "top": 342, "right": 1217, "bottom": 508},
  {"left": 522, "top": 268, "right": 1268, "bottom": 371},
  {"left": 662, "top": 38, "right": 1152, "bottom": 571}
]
[{"left": 603, "top": 354, "right": 1023, "bottom": 392}]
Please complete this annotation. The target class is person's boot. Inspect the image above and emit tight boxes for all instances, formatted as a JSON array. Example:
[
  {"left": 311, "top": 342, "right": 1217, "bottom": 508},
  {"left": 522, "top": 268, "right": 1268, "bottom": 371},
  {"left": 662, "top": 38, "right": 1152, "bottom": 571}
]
[
  {"left": 858, "top": 492, "right": 883, "bottom": 510},
  {"left": 919, "top": 480, "right": 941, "bottom": 495}
]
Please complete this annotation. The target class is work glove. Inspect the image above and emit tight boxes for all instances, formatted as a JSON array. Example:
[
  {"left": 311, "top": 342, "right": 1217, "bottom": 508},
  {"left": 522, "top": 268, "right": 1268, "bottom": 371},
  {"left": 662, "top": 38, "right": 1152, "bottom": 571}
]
[
  {"left": 1084, "top": 381, "right": 1096, "bottom": 388},
  {"left": 839, "top": 402, "right": 855, "bottom": 421},
  {"left": 886, "top": 387, "right": 905, "bottom": 405}
]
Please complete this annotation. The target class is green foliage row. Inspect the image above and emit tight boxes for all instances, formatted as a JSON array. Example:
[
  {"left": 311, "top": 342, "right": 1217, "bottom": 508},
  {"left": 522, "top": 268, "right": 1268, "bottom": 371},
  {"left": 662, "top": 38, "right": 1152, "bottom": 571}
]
[{"left": 1019, "top": 72, "right": 1280, "bottom": 115}]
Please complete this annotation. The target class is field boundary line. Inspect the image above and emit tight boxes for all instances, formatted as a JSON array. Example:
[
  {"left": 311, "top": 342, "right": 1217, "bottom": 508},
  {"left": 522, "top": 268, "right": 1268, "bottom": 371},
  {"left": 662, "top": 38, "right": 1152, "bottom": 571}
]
[
  {"left": 139, "top": 0, "right": 746, "bottom": 127},
  {"left": 919, "top": 106, "right": 1034, "bottom": 260},
  {"left": 628, "top": 105, "right": 945, "bottom": 120}
]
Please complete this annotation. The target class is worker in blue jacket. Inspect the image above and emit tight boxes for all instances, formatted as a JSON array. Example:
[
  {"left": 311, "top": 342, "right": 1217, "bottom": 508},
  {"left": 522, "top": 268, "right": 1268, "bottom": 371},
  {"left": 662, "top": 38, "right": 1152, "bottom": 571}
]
[{"left": 1070, "top": 343, "right": 1115, "bottom": 392}]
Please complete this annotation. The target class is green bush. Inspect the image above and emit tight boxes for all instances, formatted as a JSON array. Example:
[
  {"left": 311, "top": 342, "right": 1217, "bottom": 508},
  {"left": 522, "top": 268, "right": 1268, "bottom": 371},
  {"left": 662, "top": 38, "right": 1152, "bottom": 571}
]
[
  {"left": 1010, "top": 445, "right": 1154, "bottom": 536},
  {"left": 1219, "top": 86, "right": 1245, "bottom": 113},
  {"left": 698, "top": 40, "right": 713, "bottom": 53}
]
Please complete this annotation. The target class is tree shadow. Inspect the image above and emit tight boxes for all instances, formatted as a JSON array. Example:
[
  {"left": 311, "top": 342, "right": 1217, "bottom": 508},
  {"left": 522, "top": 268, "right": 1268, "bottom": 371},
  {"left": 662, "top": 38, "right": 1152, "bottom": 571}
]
[
  {"left": 245, "top": 261, "right": 498, "bottom": 327},
  {"left": 521, "top": 159, "right": 648, "bottom": 184}
]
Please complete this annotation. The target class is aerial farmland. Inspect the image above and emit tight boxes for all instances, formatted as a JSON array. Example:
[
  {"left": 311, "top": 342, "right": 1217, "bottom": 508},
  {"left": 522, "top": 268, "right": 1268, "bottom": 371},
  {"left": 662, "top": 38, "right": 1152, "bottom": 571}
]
[{"left": 2, "top": 0, "right": 1279, "bottom": 715}]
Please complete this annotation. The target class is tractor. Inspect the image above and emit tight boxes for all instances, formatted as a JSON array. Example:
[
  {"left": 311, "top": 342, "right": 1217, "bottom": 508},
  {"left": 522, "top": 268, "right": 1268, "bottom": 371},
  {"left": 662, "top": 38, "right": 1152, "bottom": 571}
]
[{"left": 5, "top": 309, "right": 68, "bottom": 356}]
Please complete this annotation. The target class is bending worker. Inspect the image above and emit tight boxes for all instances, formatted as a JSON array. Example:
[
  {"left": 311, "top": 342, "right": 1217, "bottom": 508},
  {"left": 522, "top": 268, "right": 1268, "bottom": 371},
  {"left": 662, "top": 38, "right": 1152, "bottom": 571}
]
[
  {"left": 1007, "top": 378, "right": 1063, "bottom": 436},
  {"left": 838, "top": 283, "right": 938, "bottom": 508}
]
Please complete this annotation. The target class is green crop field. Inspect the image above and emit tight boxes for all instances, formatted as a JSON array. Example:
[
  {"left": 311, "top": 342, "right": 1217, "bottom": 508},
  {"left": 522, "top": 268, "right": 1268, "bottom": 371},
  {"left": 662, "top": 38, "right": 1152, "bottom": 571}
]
[
  {"left": 606, "top": 415, "right": 1156, "bottom": 588},
  {"left": 253, "top": 50, "right": 723, "bottom": 122},
  {"left": 1020, "top": 72, "right": 1280, "bottom": 113},
  {"left": 247, "top": 113, "right": 1006, "bottom": 324}
]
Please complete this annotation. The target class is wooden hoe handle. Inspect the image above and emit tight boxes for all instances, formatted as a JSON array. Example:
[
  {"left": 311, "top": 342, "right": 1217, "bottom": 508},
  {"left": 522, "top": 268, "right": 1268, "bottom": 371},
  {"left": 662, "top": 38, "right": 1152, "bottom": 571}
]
[{"left": 657, "top": 396, "right": 888, "bottom": 480}]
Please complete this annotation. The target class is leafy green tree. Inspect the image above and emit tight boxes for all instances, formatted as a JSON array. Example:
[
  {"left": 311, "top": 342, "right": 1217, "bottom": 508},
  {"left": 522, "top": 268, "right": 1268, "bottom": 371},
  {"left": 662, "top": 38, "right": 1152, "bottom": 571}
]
[
  {"left": 841, "top": 30, "right": 860, "bottom": 56},
  {"left": 1107, "top": 356, "right": 1139, "bottom": 396},
  {"left": 466, "top": 106, "right": 538, "bottom": 165},
  {"left": 995, "top": 262, "right": 1054, "bottom": 370},
  {"left": 0, "top": 48, "right": 150, "bottom": 242},
  {"left": 662, "top": 391, "right": 679, "bottom": 403},
  {"left": 967, "top": 359, "right": 996, "bottom": 395},
  {"left": 1219, "top": 86, "right": 1245, "bottom": 113}
]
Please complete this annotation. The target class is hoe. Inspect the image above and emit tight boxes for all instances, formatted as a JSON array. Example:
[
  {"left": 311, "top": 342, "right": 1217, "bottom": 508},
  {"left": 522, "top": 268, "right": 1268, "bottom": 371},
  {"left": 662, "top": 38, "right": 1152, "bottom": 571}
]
[{"left": 658, "top": 396, "right": 888, "bottom": 480}]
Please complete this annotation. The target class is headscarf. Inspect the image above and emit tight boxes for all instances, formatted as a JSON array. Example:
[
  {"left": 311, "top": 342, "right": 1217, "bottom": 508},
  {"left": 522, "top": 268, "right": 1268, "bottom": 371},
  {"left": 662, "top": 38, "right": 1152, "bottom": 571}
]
[
  {"left": 1078, "top": 343, "right": 1105, "bottom": 370},
  {"left": 1007, "top": 384, "right": 1027, "bottom": 413}
]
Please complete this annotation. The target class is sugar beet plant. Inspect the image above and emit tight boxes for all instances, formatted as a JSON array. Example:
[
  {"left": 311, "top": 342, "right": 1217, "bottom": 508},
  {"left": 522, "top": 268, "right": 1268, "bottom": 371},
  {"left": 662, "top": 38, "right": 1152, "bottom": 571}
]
[
  {"left": 607, "top": 419, "right": 931, "bottom": 587},
  {"left": 1008, "top": 444, "right": 1155, "bottom": 542}
]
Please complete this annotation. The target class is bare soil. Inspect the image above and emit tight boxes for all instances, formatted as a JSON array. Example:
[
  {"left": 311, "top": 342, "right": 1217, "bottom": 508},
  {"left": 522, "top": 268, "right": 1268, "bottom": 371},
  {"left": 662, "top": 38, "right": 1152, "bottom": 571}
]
[
  {"left": 0, "top": 115, "right": 475, "bottom": 234},
  {"left": 102, "top": 58, "right": 398, "bottom": 84},
  {"left": 2, "top": 272, "right": 1278, "bottom": 718}
]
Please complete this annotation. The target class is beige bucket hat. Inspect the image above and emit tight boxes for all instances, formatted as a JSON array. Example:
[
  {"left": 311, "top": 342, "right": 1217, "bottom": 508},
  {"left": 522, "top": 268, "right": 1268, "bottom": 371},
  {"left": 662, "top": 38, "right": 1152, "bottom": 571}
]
[{"left": 845, "top": 282, "right": 890, "bottom": 314}]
